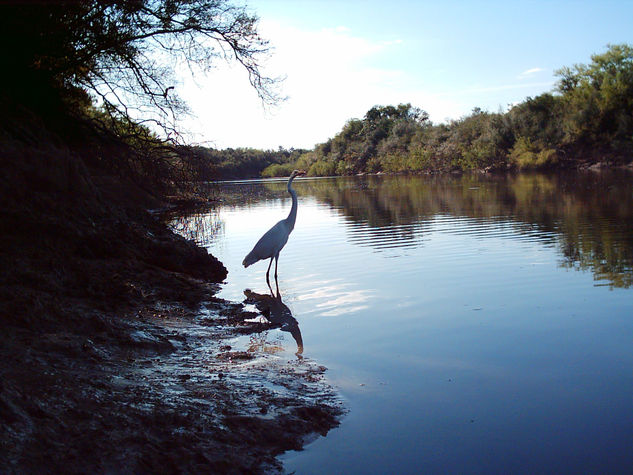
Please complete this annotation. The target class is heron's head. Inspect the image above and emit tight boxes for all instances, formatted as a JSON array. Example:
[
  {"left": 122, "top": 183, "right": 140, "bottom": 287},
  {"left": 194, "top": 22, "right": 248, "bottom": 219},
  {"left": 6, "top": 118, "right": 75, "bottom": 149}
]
[{"left": 291, "top": 169, "right": 307, "bottom": 178}]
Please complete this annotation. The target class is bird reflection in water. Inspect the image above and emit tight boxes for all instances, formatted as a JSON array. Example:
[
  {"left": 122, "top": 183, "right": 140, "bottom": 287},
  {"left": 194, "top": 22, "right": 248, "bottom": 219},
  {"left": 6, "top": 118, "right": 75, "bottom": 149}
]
[{"left": 243, "top": 285, "right": 304, "bottom": 358}]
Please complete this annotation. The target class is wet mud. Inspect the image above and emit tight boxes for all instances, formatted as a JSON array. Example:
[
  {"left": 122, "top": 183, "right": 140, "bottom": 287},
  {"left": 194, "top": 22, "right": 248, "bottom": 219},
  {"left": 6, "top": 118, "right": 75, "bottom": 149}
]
[{"left": 1, "top": 293, "right": 343, "bottom": 474}]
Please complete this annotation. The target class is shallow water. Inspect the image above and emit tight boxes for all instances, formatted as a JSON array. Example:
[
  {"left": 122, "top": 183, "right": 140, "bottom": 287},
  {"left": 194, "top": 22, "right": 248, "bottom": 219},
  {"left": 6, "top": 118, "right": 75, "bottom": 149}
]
[{"left": 170, "top": 171, "right": 633, "bottom": 473}]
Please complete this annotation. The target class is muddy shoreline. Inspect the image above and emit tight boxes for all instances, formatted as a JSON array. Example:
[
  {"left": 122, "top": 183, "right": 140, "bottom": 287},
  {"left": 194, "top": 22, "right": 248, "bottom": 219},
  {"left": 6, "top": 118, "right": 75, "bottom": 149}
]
[
  {"left": 1, "top": 288, "right": 343, "bottom": 474},
  {"left": 0, "top": 119, "right": 343, "bottom": 473}
]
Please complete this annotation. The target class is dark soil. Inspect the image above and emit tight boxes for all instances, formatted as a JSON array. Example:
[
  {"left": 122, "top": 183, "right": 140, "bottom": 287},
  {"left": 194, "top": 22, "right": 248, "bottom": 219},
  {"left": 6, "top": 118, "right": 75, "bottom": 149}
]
[{"left": 0, "top": 104, "right": 342, "bottom": 473}]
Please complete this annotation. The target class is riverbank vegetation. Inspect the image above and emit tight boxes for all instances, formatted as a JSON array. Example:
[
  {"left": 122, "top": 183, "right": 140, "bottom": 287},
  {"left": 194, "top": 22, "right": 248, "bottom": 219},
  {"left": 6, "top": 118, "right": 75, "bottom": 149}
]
[
  {"left": 254, "top": 44, "right": 632, "bottom": 177},
  {"left": 186, "top": 146, "right": 309, "bottom": 179}
]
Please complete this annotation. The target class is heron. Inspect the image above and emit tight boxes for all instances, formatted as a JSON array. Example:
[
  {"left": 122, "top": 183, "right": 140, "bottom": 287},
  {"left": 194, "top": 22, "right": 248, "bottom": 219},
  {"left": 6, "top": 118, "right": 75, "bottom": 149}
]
[{"left": 242, "top": 169, "right": 307, "bottom": 284}]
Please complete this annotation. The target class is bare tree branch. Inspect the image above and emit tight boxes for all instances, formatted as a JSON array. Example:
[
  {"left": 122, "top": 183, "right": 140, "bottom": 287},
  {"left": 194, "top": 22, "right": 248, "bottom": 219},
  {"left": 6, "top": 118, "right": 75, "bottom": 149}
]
[{"left": 31, "top": 0, "right": 283, "bottom": 141}]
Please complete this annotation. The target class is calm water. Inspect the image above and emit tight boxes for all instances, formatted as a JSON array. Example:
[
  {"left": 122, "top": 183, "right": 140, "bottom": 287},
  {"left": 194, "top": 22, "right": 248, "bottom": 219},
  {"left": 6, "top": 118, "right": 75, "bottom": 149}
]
[{"left": 170, "top": 171, "right": 633, "bottom": 474}]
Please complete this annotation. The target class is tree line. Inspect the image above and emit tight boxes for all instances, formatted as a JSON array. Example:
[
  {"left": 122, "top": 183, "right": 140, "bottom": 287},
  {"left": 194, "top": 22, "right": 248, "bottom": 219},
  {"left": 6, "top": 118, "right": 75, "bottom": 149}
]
[
  {"left": 258, "top": 44, "right": 632, "bottom": 177},
  {"left": 182, "top": 146, "right": 309, "bottom": 180}
]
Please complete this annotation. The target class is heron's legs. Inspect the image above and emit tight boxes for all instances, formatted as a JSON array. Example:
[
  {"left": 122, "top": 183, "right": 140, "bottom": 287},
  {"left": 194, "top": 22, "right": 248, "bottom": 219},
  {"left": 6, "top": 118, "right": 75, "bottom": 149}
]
[
  {"left": 267, "top": 279, "right": 275, "bottom": 297},
  {"left": 273, "top": 273, "right": 280, "bottom": 298},
  {"left": 266, "top": 255, "right": 280, "bottom": 290},
  {"left": 271, "top": 254, "right": 280, "bottom": 295},
  {"left": 275, "top": 281, "right": 281, "bottom": 300},
  {"left": 266, "top": 257, "right": 274, "bottom": 286}
]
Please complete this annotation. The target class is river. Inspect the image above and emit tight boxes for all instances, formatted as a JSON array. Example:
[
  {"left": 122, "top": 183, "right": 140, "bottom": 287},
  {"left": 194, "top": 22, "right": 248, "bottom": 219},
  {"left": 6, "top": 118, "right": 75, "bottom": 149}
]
[{"left": 170, "top": 171, "right": 633, "bottom": 473}]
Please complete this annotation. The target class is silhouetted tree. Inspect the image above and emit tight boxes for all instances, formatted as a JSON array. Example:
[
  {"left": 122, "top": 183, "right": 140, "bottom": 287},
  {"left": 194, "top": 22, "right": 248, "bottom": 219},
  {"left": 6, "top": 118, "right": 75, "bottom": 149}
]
[{"left": 0, "top": 0, "right": 279, "bottom": 139}]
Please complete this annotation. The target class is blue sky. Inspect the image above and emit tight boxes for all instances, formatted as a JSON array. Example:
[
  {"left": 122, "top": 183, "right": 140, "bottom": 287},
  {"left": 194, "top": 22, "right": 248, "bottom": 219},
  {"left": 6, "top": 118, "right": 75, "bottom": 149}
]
[{"left": 180, "top": 0, "right": 633, "bottom": 149}]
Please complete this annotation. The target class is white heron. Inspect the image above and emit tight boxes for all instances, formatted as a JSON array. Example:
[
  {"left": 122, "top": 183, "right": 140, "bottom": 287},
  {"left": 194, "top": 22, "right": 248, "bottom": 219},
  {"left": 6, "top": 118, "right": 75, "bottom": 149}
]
[{"left": 242, "top": 169, "right": 307, "bottom": 283}]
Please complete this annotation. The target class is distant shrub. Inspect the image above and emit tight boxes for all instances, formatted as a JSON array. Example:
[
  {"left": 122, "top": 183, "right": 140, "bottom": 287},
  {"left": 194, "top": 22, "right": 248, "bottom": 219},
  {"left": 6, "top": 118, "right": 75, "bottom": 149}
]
[
  {"left": 510, "top": 137, "right": 559, "bottom": 169},
  {"left": 381, "top": 153, "right": 408, "bottom": 172},
  {"left": 308, "top": 160, "right": 336, "bottom": 176},
  {"left": 406, "top": 144, "right": 432, "bottom": 171},
  {"left": 335, "top": 160, "right": 350, "bottom": 175},
  {"left": 261, "top": 163, "right": 295, "bottom": 177}
]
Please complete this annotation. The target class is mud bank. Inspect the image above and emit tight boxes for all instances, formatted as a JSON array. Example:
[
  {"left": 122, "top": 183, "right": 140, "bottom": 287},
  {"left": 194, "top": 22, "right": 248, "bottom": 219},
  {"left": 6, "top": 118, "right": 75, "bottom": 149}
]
[
  {"left": 1, "top": 292, "right": 343, "bottom": 474},
  {"left": 0, "top": 107, "right": 342, "bottom": 473}
]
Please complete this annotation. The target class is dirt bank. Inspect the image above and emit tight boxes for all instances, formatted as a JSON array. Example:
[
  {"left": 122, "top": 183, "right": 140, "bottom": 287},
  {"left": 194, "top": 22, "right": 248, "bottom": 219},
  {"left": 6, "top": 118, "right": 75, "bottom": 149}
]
[{"left": 0, "top": 105, "right": 342, "bottom": 473}]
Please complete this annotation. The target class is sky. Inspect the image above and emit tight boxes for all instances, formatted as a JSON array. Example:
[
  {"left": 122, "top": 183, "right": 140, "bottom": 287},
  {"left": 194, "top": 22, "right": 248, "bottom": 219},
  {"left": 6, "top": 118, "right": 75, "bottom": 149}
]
[{"left": 178, "top": 0, "right": 633, "bottom": 150}]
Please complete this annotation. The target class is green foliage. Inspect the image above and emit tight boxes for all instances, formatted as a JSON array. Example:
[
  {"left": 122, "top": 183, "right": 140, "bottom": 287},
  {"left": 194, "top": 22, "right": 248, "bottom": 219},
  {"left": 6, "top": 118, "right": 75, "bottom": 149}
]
[
  {"left": 509, "top": 137, "right": 559, "bottom": 170},
  {"left": 308, "top": 160, "right": 337, "bottom": 177},
  {"left": 406, "top": 140, "right": 433, "bottom": 172},
  {"left": 555, "top": 44, "right": 633, "bottom": 148},
  {"left": 197, "top": 147, "right": 306, "bottom": 179},
  {"left": 305, "top": 103, "right": 431, "bottom": 175},
  {"left": 262, "top": 162, "right": 295, "bottom": 177},
  {"left": 508, "top": 93, "right": 563, "bottom": 146},
  {"left": 295, "top": 151, "right": 319, "bottom": 172},
  {"left": 444, "top": 110, "right": 512, "bottom": 170}
]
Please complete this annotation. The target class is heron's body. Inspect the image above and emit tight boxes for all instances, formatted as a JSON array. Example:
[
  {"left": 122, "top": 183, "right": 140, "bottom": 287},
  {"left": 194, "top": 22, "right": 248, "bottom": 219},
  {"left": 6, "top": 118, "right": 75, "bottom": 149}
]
[
  {"left": 242, "top": 219, "right": 291, "bottom": 267},
  {"left": 242, "top": 170, "right": 306, "bottom": 282}
]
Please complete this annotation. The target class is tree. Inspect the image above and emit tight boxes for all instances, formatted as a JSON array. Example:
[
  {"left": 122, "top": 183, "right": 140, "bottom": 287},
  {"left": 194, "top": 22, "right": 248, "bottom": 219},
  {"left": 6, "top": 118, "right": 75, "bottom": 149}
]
[
  {"left": 555, "top": 44, "right": 633, "bottom": 147},
  {"left": 0, "top": 0, "right": 279, "bottom": 140},
  {"left": 508, "top": 93, "right": 564, "bottom": 147}
]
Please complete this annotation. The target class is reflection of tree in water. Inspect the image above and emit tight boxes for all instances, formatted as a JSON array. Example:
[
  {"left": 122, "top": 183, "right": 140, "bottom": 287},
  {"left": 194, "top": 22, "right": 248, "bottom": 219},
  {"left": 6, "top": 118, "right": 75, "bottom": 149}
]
[
  {"left": 163, "top": 179, "right": 295, "bottom": 245},
  {"left": 168, "top": 171, "right": 633, "bottom": 289},
  {"left": 272, "top": 176, "right": 431, "bottom": 252},
  {"left": 166, "top": 208, "right": 224, "bottom": 247},
  {"left": 526, "top": 171, "right": 633, "bottom": 289},
  {"left": 293, "top": 171, "right": 633, "bottom": 288},
  {"left": 561, "top": 239, "right": 633, "bottom": 288}
]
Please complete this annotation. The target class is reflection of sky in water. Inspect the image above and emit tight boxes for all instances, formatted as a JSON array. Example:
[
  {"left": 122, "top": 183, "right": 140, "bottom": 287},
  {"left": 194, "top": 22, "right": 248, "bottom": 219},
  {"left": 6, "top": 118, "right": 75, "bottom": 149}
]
[
  {"left": 172, "top": 175, "right": 633, "bottom": 474},
  {"left": 295, "top": 278, "right": 373, "bottom": 317}
]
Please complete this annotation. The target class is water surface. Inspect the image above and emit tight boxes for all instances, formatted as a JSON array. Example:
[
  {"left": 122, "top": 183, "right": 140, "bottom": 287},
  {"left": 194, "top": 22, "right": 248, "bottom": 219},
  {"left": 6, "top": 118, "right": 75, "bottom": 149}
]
[{"left": 170, "top": 172, "right": 633, "bottom": 473}]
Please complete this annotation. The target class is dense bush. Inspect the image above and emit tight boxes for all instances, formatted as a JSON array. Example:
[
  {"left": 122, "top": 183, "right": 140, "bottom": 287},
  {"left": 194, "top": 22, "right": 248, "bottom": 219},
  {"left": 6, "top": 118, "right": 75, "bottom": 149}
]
[
  {"left": 509, "top": 137, "right": 559, "bottom": 170},
  {"left": 261, "top": 162, "right": 296, "bottom": 177}
]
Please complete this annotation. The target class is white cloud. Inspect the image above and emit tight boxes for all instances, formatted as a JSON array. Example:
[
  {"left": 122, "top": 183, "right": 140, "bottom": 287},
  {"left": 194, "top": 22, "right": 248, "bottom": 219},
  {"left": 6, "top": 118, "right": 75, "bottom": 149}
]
[
  {"left": 178, "top": 21, "right": 452, "bottom": 149},
  {"left": 518, "top": 67, "right": 545, "bottom": 79},
  {"left": 296, "top": 280, "right": 374, "bottom": 317},
  {"left": 177, "top": 21, "right": 540, "bottom": 149}
]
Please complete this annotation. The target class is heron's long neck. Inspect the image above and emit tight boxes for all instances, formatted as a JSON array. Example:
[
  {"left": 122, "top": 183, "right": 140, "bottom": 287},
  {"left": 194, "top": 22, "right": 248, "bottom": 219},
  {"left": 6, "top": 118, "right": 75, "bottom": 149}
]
[{"left": 285, "top": 177, "right": 298, "bottom": 231}]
